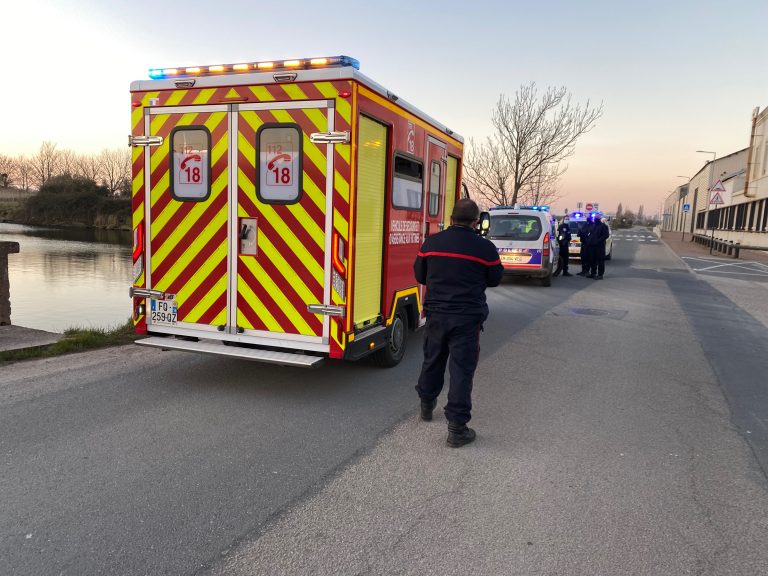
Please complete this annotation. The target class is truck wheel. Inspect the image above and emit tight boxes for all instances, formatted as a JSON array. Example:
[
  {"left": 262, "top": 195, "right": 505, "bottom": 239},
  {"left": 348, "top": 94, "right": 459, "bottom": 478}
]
[{"left": 372, "top": 311, "right": 408, "bottom": 367}]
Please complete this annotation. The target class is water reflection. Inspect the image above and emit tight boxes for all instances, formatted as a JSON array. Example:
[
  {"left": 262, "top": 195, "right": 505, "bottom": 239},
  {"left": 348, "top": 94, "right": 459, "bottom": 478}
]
[{"left": 1, "top": 223, "right": 132, "bottom": 332}]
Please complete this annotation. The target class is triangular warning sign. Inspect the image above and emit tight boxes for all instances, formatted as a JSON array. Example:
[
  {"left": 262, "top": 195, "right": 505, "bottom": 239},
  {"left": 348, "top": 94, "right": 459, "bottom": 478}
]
[
  {"left": 710, "top": 179, "right": 726, "bottom": 193},
  {"left": 710, "top": 191, "right": 724, "bottom": 205},
  {"left": 225, "top": 88, "right": 241, "bottom": 99}
]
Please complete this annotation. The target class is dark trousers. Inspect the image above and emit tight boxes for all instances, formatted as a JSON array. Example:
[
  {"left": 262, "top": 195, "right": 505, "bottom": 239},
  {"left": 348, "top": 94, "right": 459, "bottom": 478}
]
[
  {"left": 416, "top": 313, "right": 482, "bottom": 425},
  {"left": 588, "top": 244, "right": 606, "bottom": 276},
  {"left": 558, "top": 244, "right": 569, "bottom": 273},
  {"left": 580, "top": 245, "right": 591, "bottom": 273}
]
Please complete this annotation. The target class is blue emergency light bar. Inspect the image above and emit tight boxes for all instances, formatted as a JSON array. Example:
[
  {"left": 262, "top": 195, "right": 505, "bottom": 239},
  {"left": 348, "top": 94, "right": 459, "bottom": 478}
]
[
  {"left": 490, "top": 205, "right": 550, "bottom": 211},
  {"left": 148, "top": 55, "right": 360, "bottom": 80}
]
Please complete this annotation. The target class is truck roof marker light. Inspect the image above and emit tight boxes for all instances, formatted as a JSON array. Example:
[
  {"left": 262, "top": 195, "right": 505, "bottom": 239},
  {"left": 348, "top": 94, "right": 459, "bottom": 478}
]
[
  {"left": 339, "top": 90, "right": 352, "bottom": 98},
  {"left": 146, "top": 56, "right": 360, "bottom": 79}
]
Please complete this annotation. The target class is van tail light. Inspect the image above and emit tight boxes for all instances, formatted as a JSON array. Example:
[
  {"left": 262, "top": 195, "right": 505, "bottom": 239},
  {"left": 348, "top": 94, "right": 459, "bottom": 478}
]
[
  {"left": 332, "top": 232, "right": 346, "bottom": 275},
  {"left": 543, "top": 232, "right": 550, "bottom": 258},
  {"left": 132, "top": 222, "right": 145, "bottom": 283}
]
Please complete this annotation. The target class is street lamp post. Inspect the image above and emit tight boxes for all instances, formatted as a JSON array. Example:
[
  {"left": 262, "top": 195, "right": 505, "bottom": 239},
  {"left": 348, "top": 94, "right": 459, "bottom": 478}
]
[
  {"left": 676, "top": 175, "right": 690, "bottom": 242},
  {"left": 696, "top": 150, "right": 717, "bottom": 253}
]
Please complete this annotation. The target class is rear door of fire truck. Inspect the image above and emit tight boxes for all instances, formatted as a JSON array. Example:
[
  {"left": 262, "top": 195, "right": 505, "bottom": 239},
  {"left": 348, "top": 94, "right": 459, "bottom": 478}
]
[
  {"left": 418, "top": 136, "right": 447, "bottom": 311},
  {"left": 142, "top": 101, "right": 334, "bottom": 356}
]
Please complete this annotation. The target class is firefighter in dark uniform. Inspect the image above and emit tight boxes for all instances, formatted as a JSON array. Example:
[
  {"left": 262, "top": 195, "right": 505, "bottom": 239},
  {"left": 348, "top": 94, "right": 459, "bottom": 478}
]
[
  {"left": 576, "top": 216, "right": 594, "bottom": 276},
  {"left": 587, "top": 216, "right": 610, "bottom": 279},
  {"left": 557, "top": 217, "right": 572, "bottom": 276},
  {"left": 413, "top": 198, "right": 503, "bottom": 448}
]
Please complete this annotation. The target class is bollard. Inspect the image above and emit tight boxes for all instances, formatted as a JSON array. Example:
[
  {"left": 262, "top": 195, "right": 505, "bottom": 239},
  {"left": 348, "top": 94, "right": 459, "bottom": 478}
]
[
  {"left": 734, "top": 243, "right": 740, "bottom": 259},
  {"left": 0, "top": 241, "right": 21, "bottom": 325}
]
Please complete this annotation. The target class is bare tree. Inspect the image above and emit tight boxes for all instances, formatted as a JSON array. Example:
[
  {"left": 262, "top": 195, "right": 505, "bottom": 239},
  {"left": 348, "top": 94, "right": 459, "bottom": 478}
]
[
  {"left": 100, "top": 148, "right": 131, "bottom": 195},
  {"left": 463, "top": 136, "right": 514, "bottom": 206},
  {"left": 465, "top": 83, "right": 602, "bottom": 207},
  {"left": 0, "top": 155, "right": 15, "bottom": 188},
  {"left": 30, "top": 141, "right": 60, "bottom": 187},
  {"left": 76, "top": 153, "right": 103, "bottom": 182},
  {"left": 15, "top": 155, "right": 34, "bottom": 192},
  {"left": 57, "top": 149, "right": 78, "bottom": 176},
  {"left": 516, "top": 163, "right": 565, "bottom": 207}
]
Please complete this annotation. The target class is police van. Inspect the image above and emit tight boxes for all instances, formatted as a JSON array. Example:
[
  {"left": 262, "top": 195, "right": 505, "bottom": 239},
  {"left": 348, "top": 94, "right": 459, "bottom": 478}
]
[
  {"left": 566, "top": 211, "right": 613, "bottom": 260},
  {"left": 482, "top": 205, "right": 559, "bottom": 286}
]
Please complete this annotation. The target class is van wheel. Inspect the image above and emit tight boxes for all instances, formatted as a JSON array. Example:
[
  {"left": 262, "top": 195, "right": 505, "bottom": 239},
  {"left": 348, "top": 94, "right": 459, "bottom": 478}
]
[
  {"left": 540, "top": 272, "right": 552, "bottom": 287},
  {"left": 605, "top": 252, "right": 612, "bottom": 261},
  {"left": 372, "top": 311, "right": 408, "bottom": 367}
]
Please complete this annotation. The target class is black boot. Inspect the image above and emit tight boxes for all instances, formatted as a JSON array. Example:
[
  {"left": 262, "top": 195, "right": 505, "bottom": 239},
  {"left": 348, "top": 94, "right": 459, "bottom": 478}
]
[
  {"left": 447, "top": 421, "right": 476, "bottom": 447},
  {"left": 420, "top": 398, "right": 437, "bottom": 421}
]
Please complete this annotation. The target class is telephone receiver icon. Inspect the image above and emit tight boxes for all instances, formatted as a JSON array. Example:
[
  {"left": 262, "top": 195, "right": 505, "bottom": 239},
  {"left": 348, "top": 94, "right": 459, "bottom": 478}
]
[
  {"left": 180, "top": 154, "right": 202, "bottom": 170},
  {"left": 267, "top": 153, "right": 291, "bottom": 171}
]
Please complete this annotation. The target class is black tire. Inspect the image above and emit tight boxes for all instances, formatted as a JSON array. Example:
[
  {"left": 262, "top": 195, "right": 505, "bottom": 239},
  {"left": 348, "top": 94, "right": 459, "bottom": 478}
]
[
  {"left": 605, "top": 251, "right": 612, "bottom": 261},
  {"left": 540, "top": 268, "right": 552, "bottom": 287},
  {"left": 372, "top": 310, "right": 408, "bottom": 367}
]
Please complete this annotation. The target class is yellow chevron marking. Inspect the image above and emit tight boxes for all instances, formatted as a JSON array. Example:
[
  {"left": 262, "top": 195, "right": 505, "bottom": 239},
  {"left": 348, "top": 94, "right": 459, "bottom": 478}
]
[
  {"left": 174, "top": 239, "right": 227, "bottom": 305},
  {"left": 140, "top": 91, "right": 160, "bottom": 108},
  {"left": 241, "top": 110, "right": 264, "bottom": 135},
  {"left": 166, "top": 90, "right": 186, "bottom": 106},
  {"left": 236, "top": 280, "right": 281, "bottom": 332},
  {"left": 132, "top": 107, "right": 144, "bottom": 132},
  {"left": 152, "top": 191, "right": 227, "bottom": 285},
  {"left": 248, "top": 85, "right": 275, "bottom": 101},
  {"left": 303, "top": 107, "right": 328, "bottom": 133},
  {"left": 225, "top": 88, "right": 241, "bottom": 99},
  {"left": 193, "top": 88, "right": 216, "bottom": 104},
  {"left": 313, "top": 82, "right": 352, "bottom": 122},
  {"left": 333, "top": 208, "right": 349, "bottom": 241},
  {"left": 132, "top": 204, "right": 144, "bottom": 228},
  {"left": 259, "top": 231, "right": 320, "bottom": 298},
  {"left": 335, "top": 142, "right": 351, "bottom": 165},
  {"left": 132, "top": 167, "right": 144, "bottom": 196},
  {"left": 152, "top": 166, "right": 227, "bottom": 264},
  {"left": 237, "top": 166, "right": 325, "bottom": 259},
  {"left": 302, "top": 164, "right": 325, "bottom": 214},
  {"left": 334, "top": 169, "right": 350, "bottom": 203},
  {"left": 241, "top": 257, "right": 314, "bottom": 335},
  {"left": 184, "top": 262, "right": 228, "bottom": 324},
  {"left": 280, "top": 84, "right": 307, "bottom": 101}
]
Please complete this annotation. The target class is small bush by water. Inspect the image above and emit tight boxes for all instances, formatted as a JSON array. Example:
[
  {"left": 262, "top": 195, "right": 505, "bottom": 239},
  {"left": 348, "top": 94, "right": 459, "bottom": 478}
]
[{"left": 0, "top": 319, "right": 139, "bottom": 363}]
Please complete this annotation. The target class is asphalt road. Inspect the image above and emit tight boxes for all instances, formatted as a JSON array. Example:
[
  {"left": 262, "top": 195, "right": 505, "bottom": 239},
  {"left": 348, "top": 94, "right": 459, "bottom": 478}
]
[{"left": 2, "top": 228, "right": 767, "bottom": 575}]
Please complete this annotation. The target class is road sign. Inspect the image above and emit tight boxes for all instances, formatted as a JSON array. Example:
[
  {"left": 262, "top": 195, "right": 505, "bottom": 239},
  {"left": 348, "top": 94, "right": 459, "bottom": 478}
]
[
  {"left": 710, "top": 192, "right": 724, "bottom": 205},
  {"left": 710, "top": 179, "right": 726, "bottom": 193},
  {"left": 585, "top": 203, "right": 593, "bottom": 211},
  {"left": 683, "top": 203, "right": 690, "bottom": 212}
]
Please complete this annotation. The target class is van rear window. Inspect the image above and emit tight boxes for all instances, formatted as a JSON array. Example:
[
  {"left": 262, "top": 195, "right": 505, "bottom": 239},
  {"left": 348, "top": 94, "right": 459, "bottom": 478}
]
[{"left": 488, "top": 215, "right": 542, "bottom": 240}]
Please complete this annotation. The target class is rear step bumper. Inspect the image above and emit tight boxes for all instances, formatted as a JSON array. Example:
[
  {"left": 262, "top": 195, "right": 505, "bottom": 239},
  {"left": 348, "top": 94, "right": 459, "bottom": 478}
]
[{"left": 135, "top": 337, "right": 324, "bottom": 368}]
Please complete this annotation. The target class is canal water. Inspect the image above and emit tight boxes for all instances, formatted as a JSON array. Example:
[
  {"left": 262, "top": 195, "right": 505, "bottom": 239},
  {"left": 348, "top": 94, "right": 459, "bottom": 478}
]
[{"left": 1, "top": 223, "right": 132, "bottom": 333}]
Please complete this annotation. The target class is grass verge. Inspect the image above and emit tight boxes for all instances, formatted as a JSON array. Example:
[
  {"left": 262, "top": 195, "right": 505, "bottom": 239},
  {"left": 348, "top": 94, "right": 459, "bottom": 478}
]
[{"left": 0, "top": 319, "right": 141, "bottom": 364}]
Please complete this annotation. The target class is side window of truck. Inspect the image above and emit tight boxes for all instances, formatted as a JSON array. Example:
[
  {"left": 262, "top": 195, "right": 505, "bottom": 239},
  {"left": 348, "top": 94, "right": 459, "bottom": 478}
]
[
  {"left": 170, "top": 127, "right": 211, "bottom": 202},
  {"left": 392, "top": 154, "right": 423, "bottom": 211}
]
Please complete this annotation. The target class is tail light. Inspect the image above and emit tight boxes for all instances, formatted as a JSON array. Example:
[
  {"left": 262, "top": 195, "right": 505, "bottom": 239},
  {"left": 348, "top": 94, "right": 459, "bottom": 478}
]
[
  {"left": 331, "top": 231, "right": 347, "bottom": 301},
  {"left": 132, "top": 223, "right": 145, "bottom": 283},
  {"left": 543, "top": 232, "right": 550, "bottom": 258}
]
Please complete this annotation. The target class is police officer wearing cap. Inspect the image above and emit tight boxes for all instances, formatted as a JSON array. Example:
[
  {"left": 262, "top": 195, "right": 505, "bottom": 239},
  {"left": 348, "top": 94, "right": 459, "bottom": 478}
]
[
  {"left": 413, "top": 198, "right": 503, "bottom": 447},
  {"left": 557, "top": 217, "right": 572, "bottom": 277}
]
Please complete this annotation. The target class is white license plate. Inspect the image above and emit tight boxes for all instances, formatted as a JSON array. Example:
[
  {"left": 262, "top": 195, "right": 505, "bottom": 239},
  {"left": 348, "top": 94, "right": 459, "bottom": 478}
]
[
  {"left": 150, "top": 299, "right": 177, "bottom": 325},
  {"left": 501, "top": 254, "right": 529, "bottom": 263}
]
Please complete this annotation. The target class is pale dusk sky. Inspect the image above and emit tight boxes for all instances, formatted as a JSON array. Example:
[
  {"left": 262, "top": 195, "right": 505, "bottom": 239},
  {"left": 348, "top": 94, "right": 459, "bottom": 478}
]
[{"left": 1, "top": 0, "right": 765, "bottom": 216}]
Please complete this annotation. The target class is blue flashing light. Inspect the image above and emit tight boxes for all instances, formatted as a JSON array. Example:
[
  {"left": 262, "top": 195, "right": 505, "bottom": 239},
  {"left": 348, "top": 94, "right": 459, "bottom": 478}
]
[
  {"left": 339, "top": 55, "right": 360, "bottom": 70},
  {"left": 148, "top": 69, "right": 165, "bottom": 79}
]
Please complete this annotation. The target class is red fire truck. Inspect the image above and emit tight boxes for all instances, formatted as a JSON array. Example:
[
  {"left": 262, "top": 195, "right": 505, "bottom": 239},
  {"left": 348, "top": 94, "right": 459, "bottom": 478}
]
[{"left": 129, "top": 55, "right": 464, "bottom": 367}]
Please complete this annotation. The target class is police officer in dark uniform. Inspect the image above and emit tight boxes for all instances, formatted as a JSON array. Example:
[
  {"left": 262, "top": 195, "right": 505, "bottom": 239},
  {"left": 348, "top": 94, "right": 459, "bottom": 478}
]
[
  {"left": 587, "top": 216, "right": 610, "bottom": 279},
  {"left": 576, "top": 216, "right": 594, "bottom": 276},
  {"left": 556, "top": 217, "right": 572, "bottom": 277},
  {"left": 413, "top": 198, "right": 503, "bottom": 448}
]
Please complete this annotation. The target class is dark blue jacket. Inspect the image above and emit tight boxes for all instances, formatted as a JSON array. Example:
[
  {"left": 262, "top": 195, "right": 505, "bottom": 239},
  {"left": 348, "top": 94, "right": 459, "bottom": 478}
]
[
  {"left": 586, "top": 221, "right": 610, "bottom": 246},
  {"left": 414, "top": 225, "right": 503, "bottom": 318}
]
